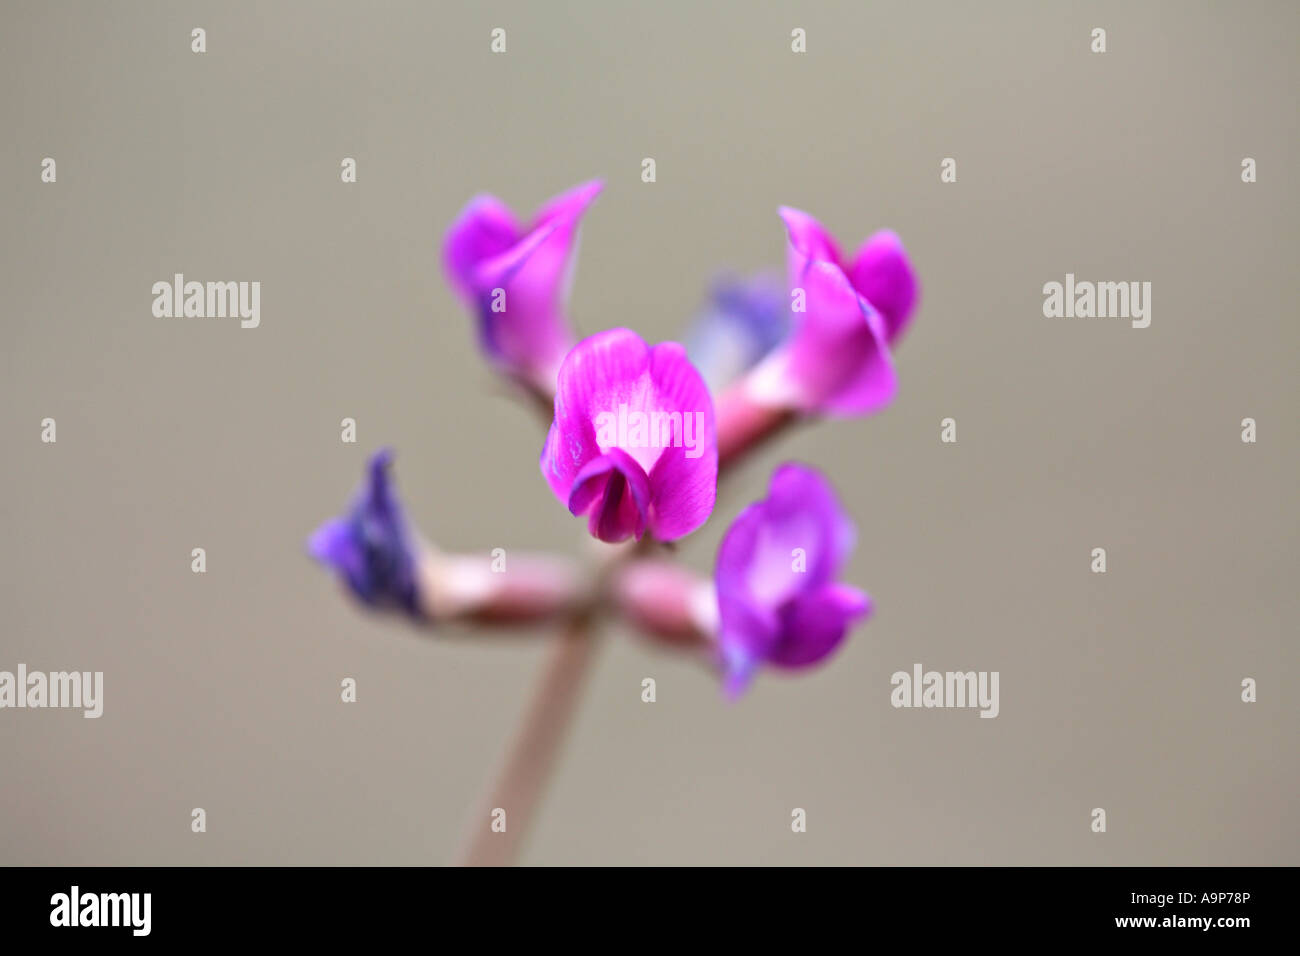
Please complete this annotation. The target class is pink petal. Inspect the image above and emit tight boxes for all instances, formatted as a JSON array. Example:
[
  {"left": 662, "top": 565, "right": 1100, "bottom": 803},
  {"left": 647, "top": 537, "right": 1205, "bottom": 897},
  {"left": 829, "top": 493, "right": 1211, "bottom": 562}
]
[
  {"left": 443, "top": 182, "right": 602, "bottom": 383},
  {"left": 533, "top": 179, "right": 604, "bottom": 230},
  {"left": 643, "top": 342, "right": 717, "bottom": 540},
  {"left": 777, "top": 205, "right": 843, "bottom": 267},
  {"left": 540, "top": 327, "right": 651, "bottom": 506},
  {"left": 847, "top": 229, "right": 919, "bottom": 345},
  {"left": 781, "top": 254, "right": 897, "bottom": 416},
  {"left": 441, "top": 195, "right": 520, "bottom": 304}
]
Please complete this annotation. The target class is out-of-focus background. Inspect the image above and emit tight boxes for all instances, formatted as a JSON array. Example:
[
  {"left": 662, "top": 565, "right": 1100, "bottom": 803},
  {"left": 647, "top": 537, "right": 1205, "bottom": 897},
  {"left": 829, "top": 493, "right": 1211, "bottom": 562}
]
[{"left": 1, "top": 0, "right": 1296, "bottom": 865}]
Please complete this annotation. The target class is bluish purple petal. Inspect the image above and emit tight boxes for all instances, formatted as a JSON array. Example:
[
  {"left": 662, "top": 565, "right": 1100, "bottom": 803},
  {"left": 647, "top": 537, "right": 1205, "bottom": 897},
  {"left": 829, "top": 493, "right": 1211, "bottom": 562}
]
[
  {"left": 714, "top": 499, "right": 764, "bottom": 610},
  {"left": 759, "top": 463, "right": 855, "bottom": 586},
  {"left": 712, "top": 463, "right": 866, "bottom": 694},
  {"left": 685, "top": 273, "right": 789, "bottom": 391},
  {"left": 308, "top": 517, "right": 359, "bottom": 575},
  {"left": 306, "top": 449, "right": 422, "bottom": 617},
  {"left": 716, "top": 463, "right": 845, "bottom": 610},
  {"left": 770, "top": 583, "right": 871, "bottom": 669},
  {"left": 716, "top": 504, "right": 779, "bottom": 697}
]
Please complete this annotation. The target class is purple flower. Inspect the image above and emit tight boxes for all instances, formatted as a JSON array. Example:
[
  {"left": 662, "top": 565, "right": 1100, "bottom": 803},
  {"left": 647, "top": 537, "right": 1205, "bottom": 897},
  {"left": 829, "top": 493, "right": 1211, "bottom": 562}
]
[
  {"left": 746, "top": 208, "right": 918, "bottom": 417},
  {"left": 540, "top": 328, "right": 718, "bottom": 543},
  {"left": 778, "top": 207, "right": 919, "bottom": 346},
  {"left": 442, "top": 180, "right": 603, "bottom": 388},
  {"left": 307, "top": 449, "right": 422, "bottom": 617},
  {"left": 684, "top": 272, "right": 790, "bottom": 391},
  {"left": 714, "top": 463, "right": 871, "bottom": 697}
]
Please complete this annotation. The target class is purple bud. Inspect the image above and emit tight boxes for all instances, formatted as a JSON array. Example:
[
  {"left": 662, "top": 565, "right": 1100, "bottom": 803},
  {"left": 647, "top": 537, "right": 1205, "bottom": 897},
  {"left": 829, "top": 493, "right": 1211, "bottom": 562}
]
[{"left": 307, "top": 449, "right": 422, "bottom": 618}]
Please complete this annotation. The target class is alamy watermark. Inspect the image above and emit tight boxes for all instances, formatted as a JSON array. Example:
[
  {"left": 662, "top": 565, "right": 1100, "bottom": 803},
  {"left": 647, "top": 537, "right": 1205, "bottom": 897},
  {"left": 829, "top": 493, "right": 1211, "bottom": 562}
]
[
  {"left": 152, "top": 273, "right": 260, "bottom": 328},
  {"left": 1043, "top": 273, "right": 1150, "bottom": 328},
  {"left": 891, "top": 663, "right": 999, "bottom": 718},
  {"left": 595, "top": 403, "right": 708, "bottom": 459},
  {"left": 0, "top": 664, "right": 103, "bottom": 718},
  {"left": 50, "top": 886, "right": 150, "bottom": 936}
]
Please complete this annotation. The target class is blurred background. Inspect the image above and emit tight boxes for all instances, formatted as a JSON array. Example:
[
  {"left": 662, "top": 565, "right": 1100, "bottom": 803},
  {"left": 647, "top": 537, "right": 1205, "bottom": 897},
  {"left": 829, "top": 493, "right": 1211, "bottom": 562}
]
[{"left": 1, "top": 0, "right": 1296, "bottom": 865}]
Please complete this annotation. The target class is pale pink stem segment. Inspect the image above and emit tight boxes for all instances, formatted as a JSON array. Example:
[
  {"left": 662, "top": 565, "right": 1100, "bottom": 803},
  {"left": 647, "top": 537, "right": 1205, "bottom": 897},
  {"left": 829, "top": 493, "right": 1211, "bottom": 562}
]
[
  {"left": 457, "top": 541, "right": 654, "bottom": 865},
  {"left": 458, "top": 611, "right": 599, "bottom": 866},
  {"left": 715, "top": 381, "right": 798, "bottom": 468},
  {"left": 416, "top": 549, "right": 585, "bottom": 625},
  {"left": 610, "top": 559, "right": 716, "bottom": 648}
]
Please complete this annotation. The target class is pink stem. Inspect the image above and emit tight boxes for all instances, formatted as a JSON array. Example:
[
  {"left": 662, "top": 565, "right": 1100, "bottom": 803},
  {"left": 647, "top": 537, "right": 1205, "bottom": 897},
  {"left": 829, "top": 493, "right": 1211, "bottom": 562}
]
[
  {"left": 715, "top": 382, "right": 797, "bottom": 468},
  {"left": 416, "top": 551, "right": 585, "bottom": 625},
  {"left": 610, "top": 559, "right": 715, "bottom": 648},
  {"left": 456, "top": 541, "right": 644, "bottom": 865},
  {"left": 458, "top": 612, "right": 598, "bottom": 866}
]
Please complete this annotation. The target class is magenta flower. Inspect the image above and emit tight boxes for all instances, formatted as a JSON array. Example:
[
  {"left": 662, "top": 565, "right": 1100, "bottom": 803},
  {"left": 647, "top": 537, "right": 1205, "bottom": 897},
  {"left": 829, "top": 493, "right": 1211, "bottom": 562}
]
[
  {"left": 714, "top": 463, "right": 871, "bottom": 697},
  {"left": 778, "top": 207, "right": 919, "bottom": 345},
  {"left": 442, "top": 180, "right": 603, "bottom": 388},
  {"left": 307, "top": 449, "right": 422, "bottom": 617},
  {"left": 745, "top": 208, "right": 918, "bottom": 417},
  {"left": 540, "top": 328, "right": 718, "bottom": 543}
]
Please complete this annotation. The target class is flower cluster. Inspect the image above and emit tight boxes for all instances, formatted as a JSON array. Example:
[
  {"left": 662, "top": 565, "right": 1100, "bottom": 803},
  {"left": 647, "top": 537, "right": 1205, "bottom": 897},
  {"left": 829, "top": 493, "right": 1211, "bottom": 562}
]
[{"left": 310, "top": 180, "right": 919, "bottom": 696}]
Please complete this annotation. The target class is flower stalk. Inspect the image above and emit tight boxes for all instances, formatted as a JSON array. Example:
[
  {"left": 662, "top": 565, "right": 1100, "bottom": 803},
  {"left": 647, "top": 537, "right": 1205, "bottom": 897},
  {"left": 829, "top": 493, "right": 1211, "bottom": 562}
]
[{"left": 307, "top": 180, "right": 921, "bottom": 863}]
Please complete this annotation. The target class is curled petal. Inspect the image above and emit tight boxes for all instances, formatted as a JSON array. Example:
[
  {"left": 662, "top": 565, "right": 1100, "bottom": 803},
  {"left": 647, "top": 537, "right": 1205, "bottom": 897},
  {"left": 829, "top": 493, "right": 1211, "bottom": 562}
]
[
  {"left": 442, "top": 196, "right": 521, "bottom": 304},
  {"left": 736, "top": 208, "right": 906, "bottom": 419},
  {"left": 567, "top": 448, "right": 651, "bottom": 543},
  {"left": 755, "top": 252, "right": 897, "bottom": 417},
  {"left": 533, "top": 178, "right": 604, "bottom": 231},
  {"left": 770, "top": 583, "right": 871, "bottom": 669},
  {"left": 778, "top": 205, "right": 842, "bottom": 266},
  {"left": 847, "top": 230, "right": 919, "bottom": 345},
  {"left": 470, "top": 221, "right": 572, "bottom": 377},
  {"left": 442, "top": 181, "right": 602, "bottom": 385}
]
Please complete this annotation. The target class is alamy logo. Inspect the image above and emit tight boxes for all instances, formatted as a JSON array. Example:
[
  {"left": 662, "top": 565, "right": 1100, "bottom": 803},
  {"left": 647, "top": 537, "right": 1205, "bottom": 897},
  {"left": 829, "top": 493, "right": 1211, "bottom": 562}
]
[
  {"left": 50, "top": 886, "right": 150, "bottom": 936},
  {"left": 1042, "top": 273, "right": 1151, "bottom": 328},
  {"left": 595, "top": 403, "right": 708, "bottom": 459},
  {"left": 152, "top": 273, "right": 260, "bottom": 328},
  {"left": 891, "top": 663, "right": 999, "bottom": 718},
  {"left": 0, "top": 664, "right": 103, "bottom": 718}
]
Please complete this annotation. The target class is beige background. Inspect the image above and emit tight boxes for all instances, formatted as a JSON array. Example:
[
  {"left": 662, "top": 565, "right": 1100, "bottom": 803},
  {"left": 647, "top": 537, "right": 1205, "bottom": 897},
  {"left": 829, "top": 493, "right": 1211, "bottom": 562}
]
[{"left": 1, "top": 1, "right": 1296, "bottom": 865}]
